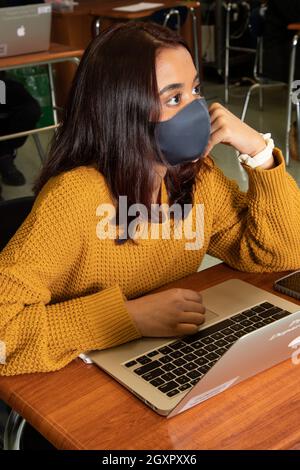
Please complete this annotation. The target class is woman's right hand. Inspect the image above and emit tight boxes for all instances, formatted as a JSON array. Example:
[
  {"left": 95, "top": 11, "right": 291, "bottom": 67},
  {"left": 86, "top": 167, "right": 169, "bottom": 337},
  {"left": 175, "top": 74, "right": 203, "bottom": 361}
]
[{"left": 125, "top": 288, "right": 206, "bottom": 337}]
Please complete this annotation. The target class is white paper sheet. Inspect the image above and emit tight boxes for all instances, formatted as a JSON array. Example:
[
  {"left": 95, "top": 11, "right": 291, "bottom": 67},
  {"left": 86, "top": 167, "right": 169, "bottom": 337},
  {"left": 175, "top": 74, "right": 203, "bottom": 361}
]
[{"left": 113, "top": 2, "right": 164, "bottom": 13}]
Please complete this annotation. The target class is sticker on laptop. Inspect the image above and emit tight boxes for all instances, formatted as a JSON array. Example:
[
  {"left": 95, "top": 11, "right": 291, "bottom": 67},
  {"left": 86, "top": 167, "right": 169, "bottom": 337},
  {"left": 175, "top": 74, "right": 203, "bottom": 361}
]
[
  {"left": 180, "top": 376, "right": 240, "bottom": 413},
  {"left": 0, "top": 44, "right": 7, "bottom": 57},
  {"left": 38, "top": 5, "right": 51, "bottom": 14}
]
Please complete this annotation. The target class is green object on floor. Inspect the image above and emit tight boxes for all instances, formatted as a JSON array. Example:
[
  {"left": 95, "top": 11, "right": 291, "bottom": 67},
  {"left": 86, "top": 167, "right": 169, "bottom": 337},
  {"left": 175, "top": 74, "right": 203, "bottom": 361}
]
[{"left": 7, "top": 66, "right": 54, "bottom": 128}]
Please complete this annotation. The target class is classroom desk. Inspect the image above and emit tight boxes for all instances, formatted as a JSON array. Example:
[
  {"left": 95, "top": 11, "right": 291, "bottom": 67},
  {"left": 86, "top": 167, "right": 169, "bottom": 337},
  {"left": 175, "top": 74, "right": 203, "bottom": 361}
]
[
  {"left": 0, "top": 263, "right": 300, "bottom": 450},
  {"left": 0, "top": 43, "right": 83, "bottom": 161}
]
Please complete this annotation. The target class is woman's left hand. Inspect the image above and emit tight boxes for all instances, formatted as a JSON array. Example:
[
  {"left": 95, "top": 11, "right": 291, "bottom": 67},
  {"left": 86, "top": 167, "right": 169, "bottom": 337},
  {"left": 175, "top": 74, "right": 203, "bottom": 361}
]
[{"left": 204, "top": 102, "right": 267, "bottom": 158}]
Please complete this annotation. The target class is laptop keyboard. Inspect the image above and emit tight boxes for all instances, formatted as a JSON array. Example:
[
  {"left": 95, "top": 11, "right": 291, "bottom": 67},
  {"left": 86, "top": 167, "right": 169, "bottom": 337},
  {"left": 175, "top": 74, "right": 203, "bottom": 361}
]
[{"left": 123, "top": 302, "right": 292, "bottom": 398}]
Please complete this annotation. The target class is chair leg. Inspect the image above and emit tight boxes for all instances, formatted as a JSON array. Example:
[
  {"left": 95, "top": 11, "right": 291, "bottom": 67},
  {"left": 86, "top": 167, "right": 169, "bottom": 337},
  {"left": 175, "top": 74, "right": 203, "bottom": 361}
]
[
  {"left": 224, "top": 3, "right": 232, "bottom": 104},
  {"left": 4, "top": 410, "right": 26, "bottom": 450},
  {"left": 259, "top": 86, "right": 264, "bottom": 111},
  {"left": 189, "top": 7, "right": 200, "bottom": 76},
  {"left": 241, "top": 83, "right": 261, "bottom": 122},
  {"left": 32, "top": 133, "right": 46, "bottom": 163},
  {"left": 286, "top": 33, "right": 299, "bottom": 166},
  {"left": 48, "top": 64, "right": 58, "bottom": 127},
  {"left": 296, "top": 100, "right": 300, "bottom": 158},
  {"left": 92, "top": 17, "right": 101, "bottom": 38}
]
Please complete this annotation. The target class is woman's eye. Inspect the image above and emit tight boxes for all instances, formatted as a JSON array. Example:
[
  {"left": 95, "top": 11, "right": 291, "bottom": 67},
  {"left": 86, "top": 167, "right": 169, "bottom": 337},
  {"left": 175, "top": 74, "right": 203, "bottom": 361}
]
[
  {"left": 166, "top": 94, "right": 181, "bottom": 106},
  {"left": 192, "top": 84, "right": 201, "bottom": 96}
]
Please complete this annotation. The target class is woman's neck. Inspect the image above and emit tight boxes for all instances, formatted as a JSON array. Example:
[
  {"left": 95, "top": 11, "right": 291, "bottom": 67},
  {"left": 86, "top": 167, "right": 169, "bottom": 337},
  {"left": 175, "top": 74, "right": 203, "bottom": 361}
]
[{"left": 152, "top": 164, "right": 167, "bottom": 204}]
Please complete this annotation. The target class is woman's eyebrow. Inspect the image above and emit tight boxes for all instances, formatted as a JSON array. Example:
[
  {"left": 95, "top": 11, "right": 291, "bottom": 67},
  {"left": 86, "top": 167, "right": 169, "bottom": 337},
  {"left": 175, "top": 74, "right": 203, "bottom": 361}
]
[
  {"left": 159, "top": 73, "right": 200, "bottom": 96},
  {"left": 159, "top": 82, "right": 183, "bottom": 95}
]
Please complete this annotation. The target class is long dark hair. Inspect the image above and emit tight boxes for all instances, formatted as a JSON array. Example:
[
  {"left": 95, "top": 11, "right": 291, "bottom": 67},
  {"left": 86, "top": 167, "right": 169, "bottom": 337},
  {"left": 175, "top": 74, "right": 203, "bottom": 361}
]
[{"left": 33, "top": 22, "right": 210, "bottom": 233}]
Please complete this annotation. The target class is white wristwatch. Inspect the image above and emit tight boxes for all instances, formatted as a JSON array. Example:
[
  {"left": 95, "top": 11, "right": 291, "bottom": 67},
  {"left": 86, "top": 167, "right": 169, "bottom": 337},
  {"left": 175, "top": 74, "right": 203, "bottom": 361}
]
[{"left": 238, "top": 133, "right": 275, "bottom": 168}]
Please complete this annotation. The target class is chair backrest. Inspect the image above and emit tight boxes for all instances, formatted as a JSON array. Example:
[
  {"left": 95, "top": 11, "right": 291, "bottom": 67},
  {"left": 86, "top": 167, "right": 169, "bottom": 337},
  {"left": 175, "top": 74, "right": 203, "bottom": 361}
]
[
  {"left": 249, "top": 4, "right": 267, "bottom": 41},
  {"left": 0, "top": 196, "right": 35, "bottom": 252},
  {"left": 150, "top": 6, "right": 188, "bottom": 32}
]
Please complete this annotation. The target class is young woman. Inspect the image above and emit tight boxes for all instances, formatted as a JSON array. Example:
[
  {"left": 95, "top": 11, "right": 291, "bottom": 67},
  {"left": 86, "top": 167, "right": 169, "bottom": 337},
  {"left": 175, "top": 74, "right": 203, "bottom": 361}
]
[{"left": 0, "top": 22, "right": 299, "bottom": 376}]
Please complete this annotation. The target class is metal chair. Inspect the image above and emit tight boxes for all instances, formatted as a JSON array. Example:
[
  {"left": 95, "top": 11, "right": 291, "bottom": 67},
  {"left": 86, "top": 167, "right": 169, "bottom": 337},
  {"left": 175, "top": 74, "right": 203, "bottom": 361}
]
[
  {"left": 0, "top": 112, "right": 46, "bottom": 164},
  {"left": 286, "top": 28, "right": 300, "bottom": 165},
  {"left": 240, "top": 35, "right": 286, "bottom": 123},
  {"left": 225, "top": 1, "right": 285, "bottom": 117},
  {"left": 224, "top": 1, "right": 257, "bottom": 104},
  {"left": 151, "top": 6, "right": 186, "bottom": 31},
  {"left": 3, "top": 411, "right": 27, "bottom": 450},
  {"left": 241, "top": 23, "right": 300, "bottom": 166},
  {"left": 0, "top": 50, "right": 82, "bottom": 166}
]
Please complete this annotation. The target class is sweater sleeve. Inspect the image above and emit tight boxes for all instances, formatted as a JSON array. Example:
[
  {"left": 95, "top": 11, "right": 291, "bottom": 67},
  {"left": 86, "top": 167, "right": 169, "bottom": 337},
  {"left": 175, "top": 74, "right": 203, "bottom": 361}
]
[
  {"left": 0, "top": 176, "right": 140, "bottom": 376},
  {"left": 207, "top": 149, "right": 300, "bottom": 272}
]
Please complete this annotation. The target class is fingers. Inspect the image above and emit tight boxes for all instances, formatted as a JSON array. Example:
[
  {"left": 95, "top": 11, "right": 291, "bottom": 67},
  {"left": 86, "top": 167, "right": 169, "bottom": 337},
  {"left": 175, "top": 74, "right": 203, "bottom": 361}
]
[
  {"left": 181, "top": 300, "right": 206, "bottom": 315},
  {"left": 177, "top": 311, "right": 206, "bottom": 325},
  {"left": 178, "top": 288, "right": 203, "bottom": 303},
  {"left": 206, "top": 127, "right": 227, "bottom": 154},
  {"left": 209, "top": 102, "right": 232, "bottom": 119},
  {"left": 172, "top": 289, "right": 206, "bottom": 316},
  {"left": 203, "top": 102, "right": 234, "bottom": 156},
  {"left": 175, "top": 323, "right": 201, "bottom": 336}
]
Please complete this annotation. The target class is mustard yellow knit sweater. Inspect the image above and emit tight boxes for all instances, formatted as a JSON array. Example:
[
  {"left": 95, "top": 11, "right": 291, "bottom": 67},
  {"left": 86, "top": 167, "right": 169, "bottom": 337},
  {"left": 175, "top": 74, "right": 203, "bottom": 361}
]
[{"left": 0, "top": 149, "right": 300, "bottom": 376}]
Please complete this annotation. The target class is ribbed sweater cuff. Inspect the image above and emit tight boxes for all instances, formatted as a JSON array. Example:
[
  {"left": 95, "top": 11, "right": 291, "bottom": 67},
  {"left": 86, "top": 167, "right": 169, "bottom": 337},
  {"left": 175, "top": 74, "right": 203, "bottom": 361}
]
[
  {"left": 82, "top": 285, "right": 141, "bottom": 348},
  {"left": 242, "top": 148, "right": 287, "bottom": 200}
]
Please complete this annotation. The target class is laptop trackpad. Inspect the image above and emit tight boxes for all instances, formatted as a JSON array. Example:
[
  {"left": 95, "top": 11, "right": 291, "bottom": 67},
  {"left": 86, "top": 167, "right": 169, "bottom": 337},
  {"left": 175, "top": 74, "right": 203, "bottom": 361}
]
[{"left": 204, "top": 309, "right": 219, "bottom": 325}]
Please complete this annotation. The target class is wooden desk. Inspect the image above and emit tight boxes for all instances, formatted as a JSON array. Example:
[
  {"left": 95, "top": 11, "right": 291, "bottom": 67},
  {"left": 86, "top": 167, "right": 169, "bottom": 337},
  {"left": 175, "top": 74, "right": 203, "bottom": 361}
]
[
  {"left": 1, "top": 264, "right": 300, "bottom": 450},
  {"left": 288, "top": 23, "right": 300, "bottom": 32},
  {"left": 0, "top": 43, "right": 83, "bottom": 72},
  {"left": 89, "top": 0, "right": 200, "bottom": 20},
  {"left": 0, "top": 44, "right": 83, "bottom": 156}
]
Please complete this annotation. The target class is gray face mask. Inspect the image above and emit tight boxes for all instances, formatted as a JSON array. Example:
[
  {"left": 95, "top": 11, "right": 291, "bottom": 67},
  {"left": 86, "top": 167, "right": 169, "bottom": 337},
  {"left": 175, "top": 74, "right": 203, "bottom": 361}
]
[{"left": 155, "top": 98, "right": 211, "bottom": 166}]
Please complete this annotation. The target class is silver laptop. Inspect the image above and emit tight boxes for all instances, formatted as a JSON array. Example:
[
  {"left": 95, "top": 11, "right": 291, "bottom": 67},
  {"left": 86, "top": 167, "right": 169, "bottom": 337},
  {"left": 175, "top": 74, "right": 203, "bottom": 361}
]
[
  {"left": 0, "top": 4, "right": 52, "bottom": 58},
  {"left": 81, "top": 279, "right": 300, "bottom": 417}
]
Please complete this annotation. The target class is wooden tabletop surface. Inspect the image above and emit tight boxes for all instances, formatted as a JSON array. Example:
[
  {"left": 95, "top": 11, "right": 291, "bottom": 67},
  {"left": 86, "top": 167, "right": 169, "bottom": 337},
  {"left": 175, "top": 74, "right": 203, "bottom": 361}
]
[
  {"left": 52, "top": 1, "right": 200, "bottom": 19},
  {"left": 0, "top": 43, "right": 84, "bottom": 70},
  {"left": 288, "top": 23, "right": 300, "bottom": 31},
  {"left": 0, "top": 263, "right": 300, "bottom": 450},
  {"left": 90, "top": 1, "right": 200, "bottom": 20}
]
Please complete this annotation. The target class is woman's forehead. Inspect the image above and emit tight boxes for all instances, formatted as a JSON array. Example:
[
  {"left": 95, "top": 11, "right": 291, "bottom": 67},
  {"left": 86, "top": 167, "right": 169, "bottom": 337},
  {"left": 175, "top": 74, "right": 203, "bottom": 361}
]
[{"left": 156, "top": 46, "right": 197, "bottom": 90}]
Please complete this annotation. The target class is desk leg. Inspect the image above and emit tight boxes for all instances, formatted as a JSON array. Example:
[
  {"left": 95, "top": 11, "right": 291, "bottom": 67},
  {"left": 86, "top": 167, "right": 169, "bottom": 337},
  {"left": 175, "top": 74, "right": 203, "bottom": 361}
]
[
  {"left": 48, "top": 57, "right": 81, "bottom": 128},
  {"left": 189, "top": 7, "right": 200, "bottom": 76},
  {"left": 4, "top": 410, "right": 26, "bottom": 450},
  {"left": 48, "top": 63, "right": 58, "bottom": 126},
  {"left": 32, "top": 133, "right": 47, "bottom": 163},
  {"left": 296, "top": 100, "right": 300, "bottom": 158}
]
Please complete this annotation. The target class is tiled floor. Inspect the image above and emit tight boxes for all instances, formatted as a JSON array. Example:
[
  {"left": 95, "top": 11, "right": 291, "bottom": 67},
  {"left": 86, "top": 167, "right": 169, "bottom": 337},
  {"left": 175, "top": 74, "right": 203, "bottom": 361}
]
[{"left": 1, "top": 80, "right": 300, "bottom": 271}]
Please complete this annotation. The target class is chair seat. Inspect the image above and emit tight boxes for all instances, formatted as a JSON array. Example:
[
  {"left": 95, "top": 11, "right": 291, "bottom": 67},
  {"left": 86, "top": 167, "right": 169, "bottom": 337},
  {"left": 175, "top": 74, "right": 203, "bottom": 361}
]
[{"left": 256, "top": 76, "right": 286, "bottom": 86}]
